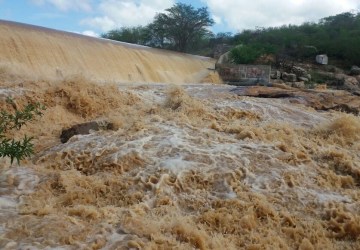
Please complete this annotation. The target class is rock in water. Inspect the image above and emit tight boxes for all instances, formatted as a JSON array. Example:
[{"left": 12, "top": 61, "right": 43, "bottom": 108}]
[
  {"left": 233, "top": 86, "right": 360, "bottom": 115},
  {"left": 60, "top": 121, "right": 115, "bottom": 143}
]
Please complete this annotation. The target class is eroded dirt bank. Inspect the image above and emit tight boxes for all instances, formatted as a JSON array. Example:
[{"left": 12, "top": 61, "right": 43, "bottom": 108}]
[{"left": 0, "top": 77, "right": 359, "bottom": 249}]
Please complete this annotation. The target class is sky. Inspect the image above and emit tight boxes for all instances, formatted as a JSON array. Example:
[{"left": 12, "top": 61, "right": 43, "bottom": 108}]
[{"left": 0, "top": 0, "right": 359, "bottom": 37}]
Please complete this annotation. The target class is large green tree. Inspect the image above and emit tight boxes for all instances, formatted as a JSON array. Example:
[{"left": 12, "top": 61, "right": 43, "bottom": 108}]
[
  {"left": 101, "top": 3, "right": 215, "bottom": 54},
  {"left": 152, "top": 3, "right": 214, "bottom": 52}
]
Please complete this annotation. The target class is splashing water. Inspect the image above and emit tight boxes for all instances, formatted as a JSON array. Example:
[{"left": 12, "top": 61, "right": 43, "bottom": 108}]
[{"left": 1, "top": 79, "right": 359, "bottom": 249}]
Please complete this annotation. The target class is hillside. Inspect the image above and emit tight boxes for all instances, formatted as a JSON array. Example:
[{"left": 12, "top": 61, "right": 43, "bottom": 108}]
[{"left": 231, "top": 12, "right": 360, "bottom": 68}]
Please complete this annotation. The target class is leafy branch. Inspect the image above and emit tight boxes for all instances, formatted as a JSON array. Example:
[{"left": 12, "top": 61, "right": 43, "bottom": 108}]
[{"left": 0, "top": 98, "right": 45, "bottom": 164}]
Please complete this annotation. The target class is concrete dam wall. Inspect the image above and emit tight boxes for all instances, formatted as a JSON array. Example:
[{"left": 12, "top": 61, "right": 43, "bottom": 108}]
[{"left": 0, "top": 20, "right": 216, "bottom": 84}]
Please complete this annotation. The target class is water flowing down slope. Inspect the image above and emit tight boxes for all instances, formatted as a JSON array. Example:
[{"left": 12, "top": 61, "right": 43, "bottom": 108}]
[
  {"left": 0, "top": 80, "right": 359, "bottom": 249},
  {"left": 0, "top": 21, "right": 359, "bottom": 250},
  {"left": 0, "top": 20, "right": 218, "bottom": 84}
]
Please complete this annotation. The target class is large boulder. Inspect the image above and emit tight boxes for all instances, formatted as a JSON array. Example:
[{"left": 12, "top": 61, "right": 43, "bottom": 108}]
[
  {"left": 298, "top": 77, "right": 309, "bottom": 82},
  {"left": 343, "top": 76, "right": 360, "bottom": 93},
  {"left": 60, "top": 120, "right": 116, "bottom": 143},
  {"left": 316, "top": 54, "right": 328, "bottom": 65},
  {"left": 282, "top": 72, "right": 297, "bottom": 82},
  {"left": 289, "top": 66, "right": 312, "bottom": 81}
]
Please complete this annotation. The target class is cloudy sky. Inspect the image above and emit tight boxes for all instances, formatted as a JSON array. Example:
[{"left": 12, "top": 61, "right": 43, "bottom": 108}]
[{"left": 0, "top": 0, "right": 359, "bottom": 37}]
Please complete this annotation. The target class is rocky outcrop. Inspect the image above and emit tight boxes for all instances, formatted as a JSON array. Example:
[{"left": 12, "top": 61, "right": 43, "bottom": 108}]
[
  {"left": 60, "top": 120, "right": 116, "bottom": 143},
  {"left": 281, "top": 72, "right": 297, "bottom": 82},
  {"left": 233, "top": 86, "right": 360, "bottom": 115},
  {"left": 298, "top": 77, "right": 309, "bottom": 82},
  {"left": 292, "top": 66, "right": 311, "bottom": 80},
  {"left": 280, "top": 66, "right": 311, "bottom": 83},
  {"left": 307, "top": 71, "right": 360, "bottom": 93}
]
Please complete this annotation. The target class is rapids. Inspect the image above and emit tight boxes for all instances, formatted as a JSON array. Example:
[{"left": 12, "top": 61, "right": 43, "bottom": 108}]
[
  {"left": 0, "top": 20, "right": 359, "bottom": 250},
  {"left": 0, "top": 80, "right": 359, "bottom": 249}
]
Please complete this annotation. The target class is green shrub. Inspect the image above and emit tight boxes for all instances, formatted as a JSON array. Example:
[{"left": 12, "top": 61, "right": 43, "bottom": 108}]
[
  {"left": 230, "top": 43, "right": 275, "bottom": 64},
  {"left": 0, "top": 98, "right": 45, "bottom": 164}
]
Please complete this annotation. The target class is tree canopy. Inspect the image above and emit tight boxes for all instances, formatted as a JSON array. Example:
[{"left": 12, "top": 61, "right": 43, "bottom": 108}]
[
  {"left": 151, "top": 3, "right": 214, "bottom": 52},
  {"left": 101, "top": 3, "right": 215, "bottom": 54}
]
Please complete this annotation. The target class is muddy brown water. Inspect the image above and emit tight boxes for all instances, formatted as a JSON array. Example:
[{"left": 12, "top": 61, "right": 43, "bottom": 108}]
[
  {"left": 0, "top": 81, "right": 359, "bottom": 249},
  {"left": 0, "top": 20, "right": 359, "bottom": 249}
]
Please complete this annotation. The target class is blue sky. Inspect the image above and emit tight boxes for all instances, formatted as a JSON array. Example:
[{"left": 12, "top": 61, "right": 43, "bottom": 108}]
[{"left": 1, "top": 0, "right": 359, "bottom": 37}]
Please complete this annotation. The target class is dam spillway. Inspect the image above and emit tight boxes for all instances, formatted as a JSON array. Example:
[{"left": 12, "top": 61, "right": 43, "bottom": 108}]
[{"left": 0, "top": 20, "right": 216, "bottom": 83}]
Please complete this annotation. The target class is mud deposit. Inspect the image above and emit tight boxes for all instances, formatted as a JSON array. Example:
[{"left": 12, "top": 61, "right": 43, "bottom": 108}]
[{"left": 0, "top": 77, "right": 360, "bottom": 250}]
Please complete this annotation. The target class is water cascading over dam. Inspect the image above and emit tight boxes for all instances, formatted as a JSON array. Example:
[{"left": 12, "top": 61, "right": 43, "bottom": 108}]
[
  {"left": 1, "top": 19, "right": 360, "bottom": 250},
  {"left": 0, "top": 20, "right": 216, "bottom": 83}
]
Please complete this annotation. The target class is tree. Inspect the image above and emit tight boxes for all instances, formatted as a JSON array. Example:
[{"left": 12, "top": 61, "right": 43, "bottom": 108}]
[
  {"left": 0, "top": 98, "right": 45, "bottom": 164},
  {"left": 101, "top": 26, "right": 148, "bottom": 45},
  {"left": 152, "top": 3, "right": 214, "bottom": 52},
  {"left": 100, "top": 3, "right": 216, "bottom": 55},
  {"left": 209, "top": 32, "right": 234, "bottom": 47},
  {"left": 144, "top": 22, "right": 168, "bottom": 48}
]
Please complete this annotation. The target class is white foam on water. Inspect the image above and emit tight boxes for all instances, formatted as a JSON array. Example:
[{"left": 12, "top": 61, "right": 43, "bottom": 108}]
[
  {"left": 1, "top": 83, "right": 359, "bottom": 248},
  {"left": 160, "top": 157, "right": 193, "bottom": 175}
]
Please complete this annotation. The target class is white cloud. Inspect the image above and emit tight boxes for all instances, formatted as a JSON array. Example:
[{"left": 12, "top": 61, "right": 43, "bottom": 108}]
[
  {"left": 81, "top": 16, "right": 116, "bottom": 31},
  {"left": 82, "top": 30, "right": 99, "bottom": 37},
  {"left": 202, "top": 0, "right": 360, "bottom": 31},
  {"left": 81, "top": 0, "right": 174, "bottom": 32},
  {"left": 212, "top": 14, "right": 222, "bottom": 24},
  {"left": 30, "top": 0, "right": 92, "bottom": 12}
]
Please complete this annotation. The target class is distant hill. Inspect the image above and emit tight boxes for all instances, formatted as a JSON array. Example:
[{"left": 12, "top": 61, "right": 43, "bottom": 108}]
[{"left": 230, "top": 12, "right": 360, "bottom": 68}]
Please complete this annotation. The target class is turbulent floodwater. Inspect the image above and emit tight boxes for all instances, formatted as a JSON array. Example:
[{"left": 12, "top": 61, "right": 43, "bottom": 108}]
[{"left": 0, "top": 78, "right": 359, "bottom": 249}]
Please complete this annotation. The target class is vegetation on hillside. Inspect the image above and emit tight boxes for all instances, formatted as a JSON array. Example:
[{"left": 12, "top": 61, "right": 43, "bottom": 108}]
[
  {"left": 230, "top": 12, "right": 360, "bottom": 66},
  {"left": 230, "top": 43, "right": 275, "bottom": 64},
  {"left": 102, "top": 5, "right": 360, "bottom": 67}
]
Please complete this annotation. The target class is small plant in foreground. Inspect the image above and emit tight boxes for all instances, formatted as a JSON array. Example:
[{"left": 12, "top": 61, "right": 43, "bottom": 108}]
[{"left": 0, "top": 97, "right": 45, "bottom": 164}]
